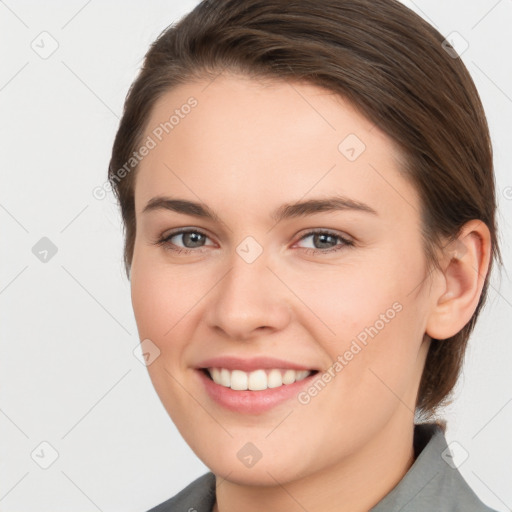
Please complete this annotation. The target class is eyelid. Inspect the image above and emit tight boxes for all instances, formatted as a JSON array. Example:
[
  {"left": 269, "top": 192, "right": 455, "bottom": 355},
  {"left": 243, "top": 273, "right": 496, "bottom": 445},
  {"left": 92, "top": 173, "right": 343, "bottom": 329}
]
[
  {"left": 154, "top": 227, "right": 215, "bottom": 248},
  {"left": 160, "top": 226, "right": 211, "bottom": 241},
  {"left": 295, "top": 228, "right": 353, "bottom": 243},
  {"left": 154, "top": 227, "right": 354, "bottom": 254},
  {"left": 294, "top": 229, "right": 354, "bottom": 252}
]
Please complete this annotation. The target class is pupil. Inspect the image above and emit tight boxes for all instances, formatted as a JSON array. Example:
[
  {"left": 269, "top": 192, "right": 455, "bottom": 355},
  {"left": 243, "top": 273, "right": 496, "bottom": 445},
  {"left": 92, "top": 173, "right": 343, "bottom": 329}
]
[
  {"left": 185, "top": 232, "right": 204, "bottom": 248},
  {"left": 315, "top": 233, "right": 334, "bottom": 248}
]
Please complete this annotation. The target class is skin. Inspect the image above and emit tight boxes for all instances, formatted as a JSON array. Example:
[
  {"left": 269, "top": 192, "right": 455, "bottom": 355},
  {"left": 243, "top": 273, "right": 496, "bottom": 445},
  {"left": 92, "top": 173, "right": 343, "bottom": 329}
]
[{"left": 129, "top": 74, "right": 491, "bottom": 512}]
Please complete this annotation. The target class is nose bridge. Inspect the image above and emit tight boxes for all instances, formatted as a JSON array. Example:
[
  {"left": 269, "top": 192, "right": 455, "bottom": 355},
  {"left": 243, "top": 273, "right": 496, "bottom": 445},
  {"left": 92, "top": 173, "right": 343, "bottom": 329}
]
[{"left": 206, "top": 238, "right": 291, "bottom": 338}]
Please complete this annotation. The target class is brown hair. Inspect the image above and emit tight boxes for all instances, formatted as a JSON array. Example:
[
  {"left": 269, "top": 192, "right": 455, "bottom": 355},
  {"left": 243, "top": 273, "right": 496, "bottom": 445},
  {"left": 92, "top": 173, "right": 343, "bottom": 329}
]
[{"left": 108, "top": 0, "right": 502, "bottom": 416}]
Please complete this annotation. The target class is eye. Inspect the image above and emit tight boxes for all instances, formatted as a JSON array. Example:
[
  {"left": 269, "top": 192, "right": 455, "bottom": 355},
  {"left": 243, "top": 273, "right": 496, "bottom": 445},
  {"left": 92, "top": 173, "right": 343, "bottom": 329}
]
[
  {"left": 154, "top": 228, "right": 214, "bottom": 254},
  {"left": 153, "top": 228, "right": 354, "bottom": 256},
  {"left": 295, "top": 229, "right": 354, "bottom": 255}
]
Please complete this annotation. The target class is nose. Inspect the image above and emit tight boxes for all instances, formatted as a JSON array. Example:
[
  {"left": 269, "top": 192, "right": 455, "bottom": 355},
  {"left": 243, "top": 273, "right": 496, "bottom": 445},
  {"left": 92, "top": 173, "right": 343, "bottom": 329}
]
[{"left": 205, "top": 248, "right": 292, "bottom": 341}]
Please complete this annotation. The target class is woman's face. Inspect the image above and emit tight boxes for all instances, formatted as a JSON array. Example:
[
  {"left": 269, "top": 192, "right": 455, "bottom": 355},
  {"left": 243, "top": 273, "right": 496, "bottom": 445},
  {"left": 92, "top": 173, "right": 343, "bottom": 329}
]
[{"left": 130, "top": 74, "right": 440, "bottom": 484}]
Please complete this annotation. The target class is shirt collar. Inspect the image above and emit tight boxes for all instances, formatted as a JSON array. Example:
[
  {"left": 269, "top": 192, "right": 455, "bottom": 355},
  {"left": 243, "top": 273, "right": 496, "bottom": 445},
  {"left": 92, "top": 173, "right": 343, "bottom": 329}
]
[
  {"left": 159, "top": 422, "right": 493, "bottom": 512},
  {"left": 369, "top": 422, "right": 494, "bottom": 511}
]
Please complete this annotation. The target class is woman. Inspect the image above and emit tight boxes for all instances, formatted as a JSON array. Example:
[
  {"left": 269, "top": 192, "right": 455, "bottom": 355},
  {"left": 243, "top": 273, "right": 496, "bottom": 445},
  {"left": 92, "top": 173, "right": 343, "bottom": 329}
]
[{"left": 108, "top": 0, "right": 502, "bottom": 510}]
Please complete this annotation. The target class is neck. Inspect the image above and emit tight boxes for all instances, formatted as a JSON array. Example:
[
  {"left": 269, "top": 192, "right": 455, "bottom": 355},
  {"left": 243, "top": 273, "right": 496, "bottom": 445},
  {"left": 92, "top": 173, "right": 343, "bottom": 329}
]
[{"left": 213, "top": 415, "right": 416, "bottom": 512}]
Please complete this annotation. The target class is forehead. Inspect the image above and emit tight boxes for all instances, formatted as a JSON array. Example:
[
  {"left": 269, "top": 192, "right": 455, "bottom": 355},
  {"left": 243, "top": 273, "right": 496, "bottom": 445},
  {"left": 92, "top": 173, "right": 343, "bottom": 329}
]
[{"left": 134, "top": 74, "right": 418, "bottom": 225}]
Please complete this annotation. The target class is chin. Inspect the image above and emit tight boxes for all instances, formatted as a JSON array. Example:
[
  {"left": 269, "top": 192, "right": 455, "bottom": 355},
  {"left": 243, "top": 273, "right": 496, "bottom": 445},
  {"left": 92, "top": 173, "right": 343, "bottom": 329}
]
[
  {"left": 196, "top": 446, "right": 317, "bottom": 487},
  {"left": 214, "top": 464, "right": 302, "bottom": 487}
]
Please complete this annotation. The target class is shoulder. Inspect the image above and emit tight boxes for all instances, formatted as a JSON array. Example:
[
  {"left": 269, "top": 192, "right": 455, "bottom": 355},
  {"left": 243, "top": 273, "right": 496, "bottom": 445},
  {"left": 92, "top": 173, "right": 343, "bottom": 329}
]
[
  {"left": 420, "top": 423, "right": 499, "bottom": 512},
  {"left": 371, "top": 423, "right": 499, "bottom": 512},
  {"left": 145, "top": 472, "right": 216, "bottom": 512}
]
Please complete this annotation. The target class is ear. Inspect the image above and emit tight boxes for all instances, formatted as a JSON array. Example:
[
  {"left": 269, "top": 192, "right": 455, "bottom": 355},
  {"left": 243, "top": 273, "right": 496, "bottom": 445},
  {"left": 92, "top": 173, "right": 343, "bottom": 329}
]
[{"left": 425, "top": 220, "right": 492, "bottom": 340}]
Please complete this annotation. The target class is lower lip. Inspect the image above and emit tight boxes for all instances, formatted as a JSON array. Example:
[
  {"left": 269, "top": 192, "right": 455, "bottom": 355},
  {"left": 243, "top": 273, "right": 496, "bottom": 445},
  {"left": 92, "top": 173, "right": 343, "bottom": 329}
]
[{"left": 197, "top": 369, "right": 317, "bottom": 414}]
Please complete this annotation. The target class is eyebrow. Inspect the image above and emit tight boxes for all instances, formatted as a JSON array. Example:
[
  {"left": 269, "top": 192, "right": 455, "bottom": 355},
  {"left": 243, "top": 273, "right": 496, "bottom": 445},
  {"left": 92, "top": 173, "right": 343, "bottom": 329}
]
[{"left": 142, "top": 195, "right": 378, "bottom": 222}]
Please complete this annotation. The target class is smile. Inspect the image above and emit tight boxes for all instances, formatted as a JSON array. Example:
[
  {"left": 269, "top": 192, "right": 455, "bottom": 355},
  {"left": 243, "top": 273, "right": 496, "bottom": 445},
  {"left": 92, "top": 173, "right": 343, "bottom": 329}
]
[{"left": 204, "top": 367, "right": 315, "bottom": 391}]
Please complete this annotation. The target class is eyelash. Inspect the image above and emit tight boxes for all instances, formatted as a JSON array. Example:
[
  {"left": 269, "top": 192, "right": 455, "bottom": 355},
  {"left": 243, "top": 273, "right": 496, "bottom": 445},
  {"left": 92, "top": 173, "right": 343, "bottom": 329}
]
[{"left": 153, "top": 228, "right": 354, "bottom": 256}]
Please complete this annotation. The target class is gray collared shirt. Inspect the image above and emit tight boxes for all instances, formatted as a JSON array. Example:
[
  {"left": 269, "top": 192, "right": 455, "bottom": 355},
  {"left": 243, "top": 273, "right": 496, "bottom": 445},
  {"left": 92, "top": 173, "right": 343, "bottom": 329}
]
[{"left": 147, "top": 423, "right": 498, "bottom": 511}]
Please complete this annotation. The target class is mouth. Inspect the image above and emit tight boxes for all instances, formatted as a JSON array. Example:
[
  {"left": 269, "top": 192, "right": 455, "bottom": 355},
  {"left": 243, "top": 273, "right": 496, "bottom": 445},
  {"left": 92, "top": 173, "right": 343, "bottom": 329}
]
[
  {"left": 200, "top": 367, "right": 319, "bottom": 391},
  {"left": 196, "top": 360, "right": 321, "bottom": 414},
  {"left": 194, "top": 356, "right": 322, "bottom": 413}
]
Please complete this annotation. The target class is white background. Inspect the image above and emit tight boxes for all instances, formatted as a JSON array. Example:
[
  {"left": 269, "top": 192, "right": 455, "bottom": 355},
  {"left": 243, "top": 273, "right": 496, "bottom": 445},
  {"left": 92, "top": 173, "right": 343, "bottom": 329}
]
[{"left": 1, "top": 1, "right": 511, "bottom": 511}]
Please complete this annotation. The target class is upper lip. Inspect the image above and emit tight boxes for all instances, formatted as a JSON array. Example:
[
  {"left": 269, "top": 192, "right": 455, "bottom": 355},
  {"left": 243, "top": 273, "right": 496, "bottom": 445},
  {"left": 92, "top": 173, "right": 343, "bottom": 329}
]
[{"left": 196, "top": 356, "right": 318, "bottom": 372}]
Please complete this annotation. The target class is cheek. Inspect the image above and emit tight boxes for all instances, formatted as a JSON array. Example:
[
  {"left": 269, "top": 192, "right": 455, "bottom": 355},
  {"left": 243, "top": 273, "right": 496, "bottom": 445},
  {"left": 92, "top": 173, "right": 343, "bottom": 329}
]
[
  {"left": 312, "top": 252, "right": 428, "bottom": 415},
  {"left": 130, "top": 258, "right": 187, "bottom": 365},
  {"left": 282, "top": 254, "right": 407, "bottom": 344},
  {"left": 303, "top": 242, "right": 425, "bottom": 356},
  {"left": 130, "top": 269, "right": 166, "bottom": 340},
  {"left": 130, "top": 258, "right": 202, "bottom": 415},
  {"left": 130, "top": 248, "right": 201, "bottom": 339}
]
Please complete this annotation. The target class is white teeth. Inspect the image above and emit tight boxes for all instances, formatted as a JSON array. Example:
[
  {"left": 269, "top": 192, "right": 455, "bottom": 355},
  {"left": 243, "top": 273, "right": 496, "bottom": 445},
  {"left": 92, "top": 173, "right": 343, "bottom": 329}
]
[
  {"left": 210, "top": 368, "right": 221, "bottom": 383},
  {"left": 230, "top": 369, "right": 248, "bottom": 390},
  {"left": 282, "top": 369, "right": 296, "bottom": 385},
  {"left": 248, "top": 369, "right": 267, "bottom": 390},
  {"left": 220, "top": 368, "right": 231, "bottom": 387},
  {"left": 267, "top": 369, "right": 283, "bottom": 388},
  {"left": 207, "top": 368, "right": 313, "bottom": 390}
]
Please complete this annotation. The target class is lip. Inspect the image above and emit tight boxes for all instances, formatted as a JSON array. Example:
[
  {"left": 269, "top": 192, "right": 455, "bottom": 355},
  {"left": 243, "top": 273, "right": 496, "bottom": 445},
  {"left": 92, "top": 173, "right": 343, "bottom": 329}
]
[
  {"left": 196, "top": 356, "right": 318, "bottom": 373},
  {"left": 195, "top": 366, "right": 319, "bottom": 414}
]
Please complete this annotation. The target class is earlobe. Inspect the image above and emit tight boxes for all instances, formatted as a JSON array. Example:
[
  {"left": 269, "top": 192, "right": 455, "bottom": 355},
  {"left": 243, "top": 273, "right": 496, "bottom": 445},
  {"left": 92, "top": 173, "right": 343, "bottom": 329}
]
[{"left": 425, "top": 220, "right": 491, "bottom": 340}]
